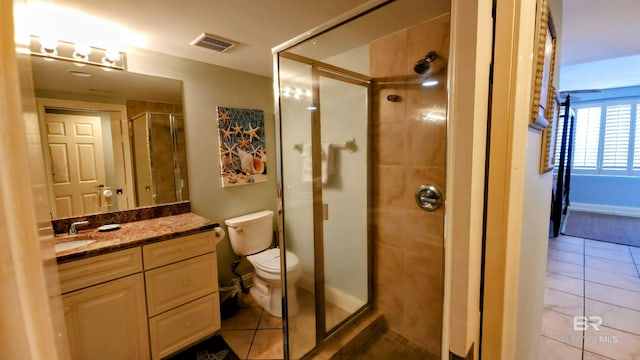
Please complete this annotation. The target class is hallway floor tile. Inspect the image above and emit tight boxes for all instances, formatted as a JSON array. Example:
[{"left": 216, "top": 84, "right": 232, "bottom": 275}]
[{"left": 540, "top": 234, "right": 640, "bottom": 359}]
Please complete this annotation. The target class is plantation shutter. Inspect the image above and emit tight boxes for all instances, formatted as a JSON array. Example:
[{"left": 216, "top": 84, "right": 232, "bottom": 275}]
[
  {"left": 553, "top": 106, "right": 565, "bottom": 170},
  {"left": 573, "top": 107, "right": 601, "bottom": 170},
  {"left": 602, "top": 104, "right": 631, "bottom": 170},
  {"left": 634, "top": 104, "right": 640, "bottom": 170}
]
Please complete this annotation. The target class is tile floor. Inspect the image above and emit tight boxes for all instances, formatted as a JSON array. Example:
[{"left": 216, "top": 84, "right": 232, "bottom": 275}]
[
  {"left": 218, "top": 287, "right": 352, "bottom": 360},
  {"left": 541, "top": 234, "right": 640, "bottom": 359},
  {"left": 218, "top": 291, "right": 285, "bottom": 360}
]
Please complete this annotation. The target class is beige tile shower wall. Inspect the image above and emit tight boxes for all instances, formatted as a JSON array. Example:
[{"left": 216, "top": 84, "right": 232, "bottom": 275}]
[{"left": 370, "top": 15, "right": 449, "bottom": 356}]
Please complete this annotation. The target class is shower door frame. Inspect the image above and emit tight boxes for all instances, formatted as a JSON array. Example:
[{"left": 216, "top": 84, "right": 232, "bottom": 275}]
[{"left": 274, "top": 50, "right": 374, "bottom": 357}]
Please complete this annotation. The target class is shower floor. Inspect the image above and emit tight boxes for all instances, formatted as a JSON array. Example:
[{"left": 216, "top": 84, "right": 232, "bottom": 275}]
[{"left": 341, "top": 328, "right": 438, "bottom": 360}]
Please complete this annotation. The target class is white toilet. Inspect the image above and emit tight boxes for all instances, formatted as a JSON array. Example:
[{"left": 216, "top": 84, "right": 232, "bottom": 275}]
[{"left": 224, "top": 210, "right": 301, "bottom": 317}]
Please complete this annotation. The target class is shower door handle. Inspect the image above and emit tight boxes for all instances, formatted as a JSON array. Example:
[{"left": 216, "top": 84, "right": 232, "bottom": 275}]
[{"left": 415, "top": 185, "right": 442, "bottom": 211}]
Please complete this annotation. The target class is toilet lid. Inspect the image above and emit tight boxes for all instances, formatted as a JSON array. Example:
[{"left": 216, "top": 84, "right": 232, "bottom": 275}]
[{"left": 253, "top": 248, "right": 299, "bottom": 273}]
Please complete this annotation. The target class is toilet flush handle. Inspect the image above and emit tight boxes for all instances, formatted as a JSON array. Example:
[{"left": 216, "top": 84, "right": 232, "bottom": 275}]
[{"left": 234, "top": 226, "right": 243, "bottom": 233}]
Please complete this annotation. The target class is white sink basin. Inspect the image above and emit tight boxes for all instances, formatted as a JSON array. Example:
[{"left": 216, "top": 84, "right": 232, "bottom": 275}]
[{"left": 55, "top": 239, "right": 95, "bottom": 252}]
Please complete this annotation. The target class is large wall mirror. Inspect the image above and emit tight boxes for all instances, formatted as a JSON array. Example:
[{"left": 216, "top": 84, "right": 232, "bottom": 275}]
[{"left": 31, "top": 52, "right": 188, "bottom": 219}]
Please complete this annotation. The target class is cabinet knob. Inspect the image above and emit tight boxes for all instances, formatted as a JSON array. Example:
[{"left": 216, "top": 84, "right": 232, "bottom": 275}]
[
  {"left": 184, "top": 322, "right": 192, "bottom": 329},
  {"left": 182, "top": 279, "right": 190, "bottom": 286}
]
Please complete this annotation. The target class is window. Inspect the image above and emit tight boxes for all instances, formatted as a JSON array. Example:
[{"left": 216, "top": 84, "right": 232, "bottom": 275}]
[
  {"left": 555, "top": 98, "right": 640, "bottom": 176},
  {"left": 634, "top": 104, "right": 640, "bottom": 170},
  {"left": 602, "top": 104, "right": 631, "bottom": 170},
  {"left": 573, "top": 107, "right": 601, "bottom": 170}
]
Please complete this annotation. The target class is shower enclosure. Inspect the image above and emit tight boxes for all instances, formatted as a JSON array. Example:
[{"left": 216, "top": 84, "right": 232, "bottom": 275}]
[
  {"left": 129, "top": 112, "right": 189, "bottom": 207},
  {"left": 274, "top": 0, "right": 450, "bottom": 358}
]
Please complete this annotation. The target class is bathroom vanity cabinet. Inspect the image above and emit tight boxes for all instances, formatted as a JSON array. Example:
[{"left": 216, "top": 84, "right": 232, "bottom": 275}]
[{"left": 57, "top": 230, "right": 220, "bottom": 360}]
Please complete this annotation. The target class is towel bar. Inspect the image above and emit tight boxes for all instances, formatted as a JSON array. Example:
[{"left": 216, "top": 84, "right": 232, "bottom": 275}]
[{"left": 293, "top": 138, "right": 356, "bottom": 152}]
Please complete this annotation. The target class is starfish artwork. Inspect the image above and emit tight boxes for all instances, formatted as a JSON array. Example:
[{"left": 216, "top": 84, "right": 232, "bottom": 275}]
[{"left": 216, "top": 106, "right": 267, "bottom": 187}]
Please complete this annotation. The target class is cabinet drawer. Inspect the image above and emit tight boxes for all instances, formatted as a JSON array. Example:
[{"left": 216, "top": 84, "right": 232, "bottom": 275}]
[
  {"left": 145, "top": 254, "right": 218, "bottom": 317},
  {"left": 58, "top": 247, "right": 143, "bottom": 293},
  {"left": 143, "top": 231, "right": 215, "bottom": 269},
  {"left": 149, "top": 293, "right": 221, "bottom": 360}
]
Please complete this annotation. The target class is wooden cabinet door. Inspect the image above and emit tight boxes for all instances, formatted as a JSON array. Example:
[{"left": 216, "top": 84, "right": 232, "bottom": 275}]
[{"left": 63, "top": 273, "right": 149, "bottom": 360}]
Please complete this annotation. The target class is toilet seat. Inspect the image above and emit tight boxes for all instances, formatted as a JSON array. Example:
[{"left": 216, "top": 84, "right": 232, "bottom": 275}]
[{"left": 250, "top": 248, "right": 299, "bottom": 274}]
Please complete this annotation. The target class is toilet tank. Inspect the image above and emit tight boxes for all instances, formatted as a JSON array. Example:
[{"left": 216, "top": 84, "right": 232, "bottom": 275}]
[{"left": 224, "top": 210, "right": 274, "bottom": 256}]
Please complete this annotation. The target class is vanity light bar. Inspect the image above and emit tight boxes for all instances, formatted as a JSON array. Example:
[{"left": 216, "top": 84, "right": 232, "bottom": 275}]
[{"left": 29, "top": 36, "right": 127, "bottom": 71}]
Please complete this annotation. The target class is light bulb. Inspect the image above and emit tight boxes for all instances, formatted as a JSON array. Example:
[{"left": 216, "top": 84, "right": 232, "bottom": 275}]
[
  {"left": 422, "top": 80, "right": 439, "bottom": 87},
  {"left": 40, "top": 37, "right": 58, "bottom": 56},
  {"left": 101, "top": 48, "right": 121, "bottom": 66},
  {"left": 73, "top": 42, "right": 91, "bottom": 61}
]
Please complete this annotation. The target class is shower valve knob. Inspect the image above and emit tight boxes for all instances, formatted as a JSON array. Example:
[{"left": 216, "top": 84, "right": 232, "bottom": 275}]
[{"left": 415, "top": 185, "right": 442, "bottom": 211}]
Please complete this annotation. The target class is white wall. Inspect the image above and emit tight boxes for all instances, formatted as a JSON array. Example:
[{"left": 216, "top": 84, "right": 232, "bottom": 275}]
[
  {"left": 513, "top": 129, "right": 553, "bottom": 359},
  {"left": 513, "top": 0, "right": 561, "bottom": 358},
  {"left": 126, "top": 48, "right": 278, "bottom": 281},
  {"left": 322, "top": 44, "right": 370, "bottom": 75}
]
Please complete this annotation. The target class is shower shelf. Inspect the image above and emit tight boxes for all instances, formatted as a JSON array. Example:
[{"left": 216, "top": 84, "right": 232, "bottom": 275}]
[{"left": 293, "top": 137, "right": 356, "bottom": 152}]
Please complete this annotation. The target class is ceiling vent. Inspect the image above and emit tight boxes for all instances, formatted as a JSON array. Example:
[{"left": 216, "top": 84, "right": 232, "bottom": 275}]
[{"left": 190, "top": 33, "right": 236, "bottom": 53}]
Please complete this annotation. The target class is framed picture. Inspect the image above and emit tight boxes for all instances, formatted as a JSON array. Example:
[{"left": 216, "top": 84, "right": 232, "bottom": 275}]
[
  {"left": 529, "top": 0, "right": 559, "bottom": 173},
  {"left": 216, "top": 106, "right": 267, "bottom": 187},
  {"left": 529, "top": 0, "right": 557, "bottom": 131},
  {"left": 540, "top": 88, "right": 560, "bottom": 173}
]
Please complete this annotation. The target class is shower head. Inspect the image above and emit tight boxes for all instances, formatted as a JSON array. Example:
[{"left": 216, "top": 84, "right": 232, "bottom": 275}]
[{"left": 414, "top": 51, "right": 439, "bottom": 75}]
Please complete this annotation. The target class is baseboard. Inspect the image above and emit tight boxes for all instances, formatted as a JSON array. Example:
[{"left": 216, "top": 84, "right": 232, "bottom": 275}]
[
  {"left": 297, "top": 272, "right": 366, "bottom": 313},
  {"left": 568, "top": 203, "right": 640, "bottom": 218}
]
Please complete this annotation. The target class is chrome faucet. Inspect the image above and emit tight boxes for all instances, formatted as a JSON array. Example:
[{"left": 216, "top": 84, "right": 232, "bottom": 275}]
[{"left": 68, "top": 221, "right": 89, "bottom": 235}]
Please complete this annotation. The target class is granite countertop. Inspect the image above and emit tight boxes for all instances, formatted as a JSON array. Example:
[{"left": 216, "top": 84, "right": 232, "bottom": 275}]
[{"left": 55, "top": 213, "right": 219, "bottom": 263}]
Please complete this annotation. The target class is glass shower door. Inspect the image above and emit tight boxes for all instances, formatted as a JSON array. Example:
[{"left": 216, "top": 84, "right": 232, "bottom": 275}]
[
  {"left": 278, "top": 56, "right": 317, "bottom": 359},
  {"left": 278, "top": 55, "right": 371, "bottom": 359},
  {"left": 148, "top": 112, "right": 177, "bottom": 204},
  {"left": 318, "top": 75, "right": 369, "bottom": 331},
  {"left": 130, "top": 112, "right": 187, "bottom": 207},
  {"left": 131, "top": 114, "right": 153, "bottom": 206}
]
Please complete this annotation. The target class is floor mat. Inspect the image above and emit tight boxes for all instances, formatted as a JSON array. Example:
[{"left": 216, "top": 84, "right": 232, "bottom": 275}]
[
  {"left": 167, "top": 334, "right": 240, "bottom": 360},
  {"left": 562, "top": 210, "right": 640, "bottom": 247}
]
